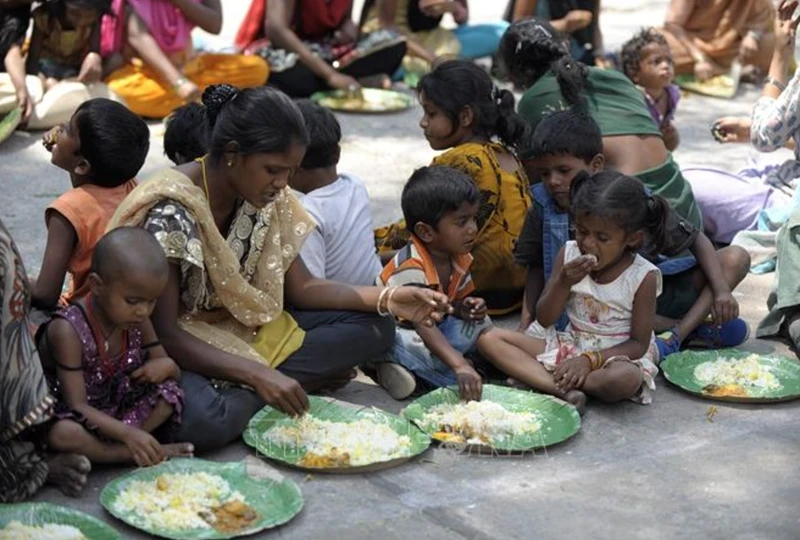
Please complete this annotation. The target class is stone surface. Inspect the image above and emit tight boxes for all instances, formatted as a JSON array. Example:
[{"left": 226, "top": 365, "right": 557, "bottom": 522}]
[{"left": 2, "top": 1, "right": 799, "bottom": 539}]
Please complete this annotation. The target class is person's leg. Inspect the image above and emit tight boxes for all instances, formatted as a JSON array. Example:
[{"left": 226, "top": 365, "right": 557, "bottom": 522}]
[
  {"left": 581, "top": 361, "right": 642, "bottom": 403},
  {"left": 453, "top": 22, "right": 510, "bottom": 59},
  {"left": 139, "top": 398, "right": 174, "bottom": 433},
  {"left": 45, "top": 453, "right": 91, "bottom": 498},
  {"left": 47, "top": 419, "right": 192, "bottom": 464},
  {"left": 173, "top": 371, "right": 265, "bottom": 452},
  {"left": 25, "top": 82, "right": 92, "bottom": 131},
  {"left": 186, "top": 53, "right": 269, "bottom": 94},
  {"left": 475, "top": 328, "right": 559, "bottom": 395},
  {"left": 0, "top": 440, "right": 50, "bottom": 502},
  {"left": 267, "top": 62, "right": 328, "bottom": 98},
  {"left": 658, "top": 26, "right": 697, "bottom": 76},
  {"left": 105, "top": 62, "right": 181, "bottom": 118},
  {"left": 341, "top": 39, "right": 406, "bottom": 81},
  {"left": 278, "top": 309, "right": 395, "bottom": 384}
]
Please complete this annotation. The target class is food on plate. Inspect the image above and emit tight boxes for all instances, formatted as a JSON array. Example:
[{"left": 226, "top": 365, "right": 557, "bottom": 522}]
[
  {"left": 420, "top": 400, "right": 541, "bottom": 445},
  {"left": 264, "top": 415, "right": 412, "bottom": 467},
  {"left": 694, "top": 354, "right": 781, "bottom": 395},
  {"left": 317, "top": 91, "right": 408, "bottom": 112},
  {"left": 0, "top": 522, "right": 85, "bottom": 540},
  {"left": 112, "top": 472, "right": 257, "bottom": 533}
]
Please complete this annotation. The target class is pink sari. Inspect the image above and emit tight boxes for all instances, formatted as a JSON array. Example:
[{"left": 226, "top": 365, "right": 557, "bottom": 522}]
[{"left": 101, "top": 0, "right": 199, "bottom": 57}]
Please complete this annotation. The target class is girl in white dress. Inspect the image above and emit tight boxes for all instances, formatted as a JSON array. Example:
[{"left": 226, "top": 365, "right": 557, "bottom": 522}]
[{"left": 478, "top": 171, "right": 664, "bottom": 412}]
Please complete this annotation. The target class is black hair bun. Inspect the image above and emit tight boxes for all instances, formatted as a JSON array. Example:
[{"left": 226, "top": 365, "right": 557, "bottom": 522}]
[{"left": 203, "top": 84, "right": 239, "bottom": 127}]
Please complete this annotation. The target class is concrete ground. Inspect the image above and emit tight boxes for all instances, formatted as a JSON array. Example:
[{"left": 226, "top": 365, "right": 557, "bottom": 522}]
[{"left": 2, "top": 1, "right": 799, "bottom": 539}]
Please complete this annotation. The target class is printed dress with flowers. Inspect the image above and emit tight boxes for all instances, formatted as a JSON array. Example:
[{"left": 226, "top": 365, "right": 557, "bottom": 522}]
[
  {"left": 45, "top": 304, "right": 183, "bottom": 435},
  {"left": 526, "top": 241, "right": 662, "bottom": 404}
]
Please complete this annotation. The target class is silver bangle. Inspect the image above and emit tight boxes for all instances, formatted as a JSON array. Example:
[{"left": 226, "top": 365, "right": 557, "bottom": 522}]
[{"left": 765, "top": 77, "right": 786, "bottom": 92}]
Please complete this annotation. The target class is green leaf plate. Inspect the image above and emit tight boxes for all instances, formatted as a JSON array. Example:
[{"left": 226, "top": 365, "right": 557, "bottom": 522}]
[
  {"left": 310, "top": 88, "right": 412, "bottom": 114},
  {"left": 0, "top": 502, "right": 121, "bottom": 539},
  {"left": 244, "top": 396, "right": 431, "bottom": 473},
  {"left": 401, "top": 384, "right": 581, "bottom": 453},
  {"left": 675, "top": 73, "right": 736, "bottom": 98},
  {"left": 99, "top": 458, "right": 303, "bottom": 539},
  {"left": 661, "top": 348, "right": 800, "bottom": 403}
]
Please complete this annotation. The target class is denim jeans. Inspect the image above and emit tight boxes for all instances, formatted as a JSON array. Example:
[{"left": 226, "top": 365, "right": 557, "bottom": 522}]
[{"left": 388, "top": 315, "right": 491, "bottom": 388}]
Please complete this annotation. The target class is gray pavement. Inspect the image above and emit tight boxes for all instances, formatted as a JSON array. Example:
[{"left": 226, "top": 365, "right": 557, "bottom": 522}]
[{"left": 2, "top": 1, "right": 799, "bottom": 539}]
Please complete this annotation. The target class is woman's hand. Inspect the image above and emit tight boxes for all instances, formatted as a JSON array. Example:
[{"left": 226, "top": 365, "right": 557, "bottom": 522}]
[
  {"left": 252, "top": 366, "right": 309, "bottom": 417},
  {"left": 694, "top": 59, "right": 717, "bottom": 81},
  {"left": 16, "top": 88, "right": 33, "bottom": 124},
  {"left": 388, "top": 287, "right": 452, "bottom": 327},
  {"left": 564, "top": 10, "right": 593, "bottom": 32},
  {"left": 77, "top": 52, "right": 103, "bottom": 84},
  {"left": 711, "top": 117, "right": 752, "bottom": 143},
  {"left": 326, "top": 71, "right": 360, "bottom": 91},
  {"left": 775, "top": 0, "right": 800, "bottom": 56}
]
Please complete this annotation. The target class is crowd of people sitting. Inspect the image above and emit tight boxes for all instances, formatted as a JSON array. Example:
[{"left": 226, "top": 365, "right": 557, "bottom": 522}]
[{"left": 2, "top": 0, "right": 800, "bottom": 509}]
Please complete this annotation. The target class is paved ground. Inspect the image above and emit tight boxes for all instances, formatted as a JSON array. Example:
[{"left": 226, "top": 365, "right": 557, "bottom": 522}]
[{"left": 3, "top": 1, "right": 800, "bottom": 539}]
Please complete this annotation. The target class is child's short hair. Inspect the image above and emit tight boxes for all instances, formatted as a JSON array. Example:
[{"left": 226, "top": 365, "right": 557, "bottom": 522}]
[
  {"left": 73, "top": 98, "right": 149, "bottom": 187},
  {"left": 620, "top": 28, "right": 670, "bottom": 80},
  {"left": 401, "top": 165, "right": 479, "bottom": 232},
  {"left": 164, "top": 102, "right": 207, "bottom": 165},
  {"left": 91, "top": 227, "right": 168, "bottom": 282},
  {"left": 296, "top": 99, "right": 341, "bottom": 170},
  {"left": 524, "top": 109, "right": 603, "bottom": 163}
]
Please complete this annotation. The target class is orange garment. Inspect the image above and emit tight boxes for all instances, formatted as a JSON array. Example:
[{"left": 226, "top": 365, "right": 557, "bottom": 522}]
[
  {"left": 105, "top": 54, "right": 269, "bottom": 118},
  {"left": 46, "top": 179, "right": 137, "bottom": 301}
]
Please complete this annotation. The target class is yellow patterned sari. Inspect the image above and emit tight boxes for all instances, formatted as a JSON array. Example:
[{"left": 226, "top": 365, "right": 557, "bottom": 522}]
[{"left": 376, "top": 142, "right": 531, "bottom": 315}]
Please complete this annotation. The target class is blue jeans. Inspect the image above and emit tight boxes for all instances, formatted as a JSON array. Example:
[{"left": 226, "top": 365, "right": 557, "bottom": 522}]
[
  {"left": 389, "top": 315, "right": 492, "bottom": 388},
  {"left": 453, "top": 22, "right": 510, "bottom": 59}
]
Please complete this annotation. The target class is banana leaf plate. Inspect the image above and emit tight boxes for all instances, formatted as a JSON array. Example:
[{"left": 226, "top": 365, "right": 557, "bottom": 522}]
[
  {"left": 402, "top": 384, "right": 581, "bottom": 453},
  {"left": 0, "top": 503, "right": 120, "bottom": 539},
  {"left": 244, "top": 396, "right": 430, "bottom": 473},
  {"left": 100, "top": 458, "right": 303, "bottom": 539},
  {"left": 661, "top": 348, "right": 800, "bottom": 403},
  {"left": 311, "top": 88, "right": 412, "bottom": 114}
]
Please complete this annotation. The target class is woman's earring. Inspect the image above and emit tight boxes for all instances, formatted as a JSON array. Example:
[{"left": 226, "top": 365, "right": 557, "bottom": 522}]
[{"left": 227, "top": 160, "right": 233, "bottom": 167}]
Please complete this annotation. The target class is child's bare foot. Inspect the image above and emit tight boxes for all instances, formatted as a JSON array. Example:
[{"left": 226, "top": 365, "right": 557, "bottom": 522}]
[
  {"left": 564, "top": 390, "right": 587, "bottom": 415},
  {"left": 161, "top": 443, "right": 194, "bottom": 459},
  {"left": 358, "top": 74, "right": 391, "bottom": 89},
  {"left": 312, "top": 369, "right": 358, "bottom": 394},
  {"left": 46, "top": 453, "right": 91, "bottom": 497}
]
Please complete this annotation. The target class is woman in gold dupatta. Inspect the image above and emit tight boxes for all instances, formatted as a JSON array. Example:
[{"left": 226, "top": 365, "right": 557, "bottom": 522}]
[
  {"left": 660, "top": 0, "right": 776, "bottom": 81},
  {"left": 108, "top": 84, "right": 451, "bottom": 452}
]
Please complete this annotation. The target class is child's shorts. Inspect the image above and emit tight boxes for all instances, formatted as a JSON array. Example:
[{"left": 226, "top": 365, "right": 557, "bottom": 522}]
[
  {"left": 389, "top": 315, "right": 492, "bottom": 388},
  {"left": 656, "top": 255, "right": 700, "bottom": 320}
]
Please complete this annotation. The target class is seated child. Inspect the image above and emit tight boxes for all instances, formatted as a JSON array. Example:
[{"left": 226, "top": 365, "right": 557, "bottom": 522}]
[
  {"left": 31, "top": 98, "right": 149, "bottom": 309},
  {"left": 375, "top": 60, "right": 530, "bottom": 315},
  {"left": 375, "top": 166, "right": 490, "bottom": 401},
  {"left": 478, "top": 171, "right": 663, "bottom": 412},
  {"left": 621, "top": 28, "right": 680, "bottom": 151},
  {"left": 291, "top": 99, "right": 382, "bottom": 286},
  {"left": 40, "top": 227, "right": 192, "bottom": 467},
  {"left": 163, "top": 102, "right": 207, "bottom": 165},
  {"left": 513, "top": 109, "right": 751, "bottom": 358},
  {"left": 20, "top": 0, "right": 120, "bottom": 130}
]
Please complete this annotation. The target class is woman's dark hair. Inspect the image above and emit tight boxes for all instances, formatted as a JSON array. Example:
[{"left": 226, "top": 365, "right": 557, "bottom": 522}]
[
  {"left": 620, "top": 28, "right": 671, "bottom": 80},
  {"left": 526, "top": 109, "right": 602, "bottom": 162},
  {"left": 164, "top": 102, "right": 208, "bottom": 165},
  {"left": 202, "top": 84, "right": 309, "bottom": 162},
  {"left": 498, "top": 18, "right": 588, "bottom": 107},
  {"left": 418, "top": 60, "right": 528, "bottom": 149},
  {"left": 570, "top": 170, "right": 669, "bottom": 251},
  {"left": 73, "top": 98, "right": 150, "bottom": 187},
  {"left": 295, "top": 99, "right": 341, "bottom": 170},
  {"left": 402, "top": 165, "right": 479, "bottom": 232},
  {"left": 44, "top": 0, "right": 113, "bottom": 26}
]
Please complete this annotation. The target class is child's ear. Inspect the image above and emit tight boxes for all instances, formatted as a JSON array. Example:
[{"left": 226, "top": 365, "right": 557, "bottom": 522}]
[
  {"left": 626, "top": 230, "right": 646, "bottom": 250},
  {"left": 459, "top": 105, "right": 475, "bottom": 129},
  {"left": 223, "top": 141, "right": 242, "bottom": 169},
  {"left": 87, "top": 272, "right": 104, "bottom": 294},
  {"left": 74, "top": 158, "right": 91, "bottom": 177},
  {"left": 589, "top": 153, "right": 605, "bottom": 173},
  {"left": 413, "top": 221, "right": 436, "bottom": 243}
]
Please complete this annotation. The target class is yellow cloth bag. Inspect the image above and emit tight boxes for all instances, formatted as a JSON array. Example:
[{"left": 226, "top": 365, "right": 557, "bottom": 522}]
[{"left": 251, "top": 311, "right": 305, "bottom": 368}]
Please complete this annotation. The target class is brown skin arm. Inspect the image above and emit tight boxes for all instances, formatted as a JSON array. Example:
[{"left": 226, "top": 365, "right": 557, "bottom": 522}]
[
  {"left": 689, "top": 232, "right": 731, "bottom": 297},
  {"left": 150, "top": 263, "right": 310, "bottom": 416},
  {"left": 374, "top": 0, "right": 437, "bottom": 62},
  {"left": 416, "top": 321, "right": 482, "bottom": 401},
  {"left": 284, "top": 256, "right": 388, "bottom": 311},
  {"left": 47, "top": 318, "right": 139, "bottom": 443},
  {"left": 511, "top": 0, "right": 537, "bottom": 21},
  {"left": 519, "top": 266, "right": 544, "bottom": 330},
  {"left": 31, "top": 211, "right": 77, "bottom": 310},
  {"left": 535, "top": 246, "right": 572, "bottom": 328},
  {"left": 167, "top": 0, "right": 222, "bottom": 35},
  {"left": 664, "top": 0, "right": 707, "bottom": 63},
  {"left": 25, "top": 23, "right": 43, "bottom": 75},
  {"left": 266, "top": 0, "right": 338, "bottom": 80}
]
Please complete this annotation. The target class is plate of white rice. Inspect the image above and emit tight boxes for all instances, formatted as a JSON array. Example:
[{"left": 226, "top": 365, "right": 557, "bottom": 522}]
[{"left": 0, "top": 503, "right": 120, "bottom": 540}]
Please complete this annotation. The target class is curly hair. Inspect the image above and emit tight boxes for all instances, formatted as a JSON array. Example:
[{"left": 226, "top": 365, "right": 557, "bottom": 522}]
[{"left": 620, "top": 28, "right": 670, "bottom": 80}]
